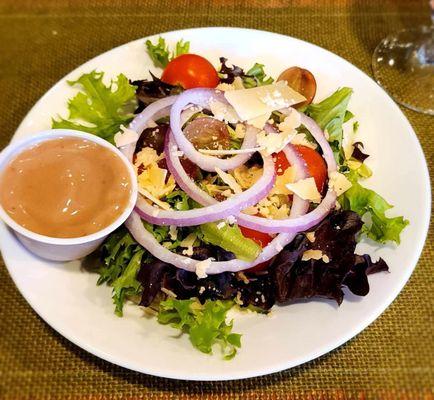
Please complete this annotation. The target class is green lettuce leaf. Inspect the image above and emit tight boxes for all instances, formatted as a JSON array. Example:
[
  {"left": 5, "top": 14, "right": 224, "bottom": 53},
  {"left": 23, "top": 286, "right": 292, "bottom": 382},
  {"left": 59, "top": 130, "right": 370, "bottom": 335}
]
[
  {"left": 52, "top": 71, "right": 137, "bottom": 144},
  {"left": 305, "top": 87, "right": 353, "bottom": 161},
  {"left": 164, "top": 190, "right": 194, "bottom": 211},
  {"left": 145, "top": 37, "right": 190, "bottom": 68},
  {"left": 98, "top": 229, "right": 139, "bottom": 286},
  {"left": 158, "top": 298, "right": 241, "bottom": 359},
  {"left": 198, "top": 222, "right": 261, "bottom": 262},
  {"left": 112, "top": 249, "right": 144, "bottom": 316},
  {"left": 97, "top": 229, "right": 146, "bottom": 316},
  {"left": 339, "top": 172, "right": 409, "bottom": 244},
  {"left": 242, "top": 63, "right": 274, "bottom": 88}
]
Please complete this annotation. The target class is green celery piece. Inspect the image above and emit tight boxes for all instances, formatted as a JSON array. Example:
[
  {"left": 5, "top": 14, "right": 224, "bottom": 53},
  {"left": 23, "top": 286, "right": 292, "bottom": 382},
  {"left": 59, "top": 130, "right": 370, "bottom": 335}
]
[{"left": 199, "top": 222, "right": 261, "bottom": 262}]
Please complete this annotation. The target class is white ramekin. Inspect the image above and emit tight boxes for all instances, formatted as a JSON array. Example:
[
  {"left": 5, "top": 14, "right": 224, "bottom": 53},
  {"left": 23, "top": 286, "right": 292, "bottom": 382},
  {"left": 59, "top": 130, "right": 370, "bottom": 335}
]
[{"left": 0, "top": 129, "right": 138, "bottom": 261}]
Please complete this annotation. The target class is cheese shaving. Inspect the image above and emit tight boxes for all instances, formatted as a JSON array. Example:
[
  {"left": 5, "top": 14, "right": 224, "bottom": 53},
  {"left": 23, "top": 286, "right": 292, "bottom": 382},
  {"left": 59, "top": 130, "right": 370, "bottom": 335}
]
[
  {"left": 290, "top": 133, "right": 317, "bottom": 149},
  {"left": 195, "top": 258, "right": 211, "bottom": 279},
  {"left": 138, "top": 187, "right": 171, "bottom": 210},
  {"left": 285, "top": 177, "right": 321, "bottom": 203},
  {"left": 114, "top": 126, "right": 139, "bottom": 148},
  {"left": 209, "top": 99, "right": 240, "bottom": 123},
  {"left": 329, "top": 171, "right": 352, "bottom": 196},
  {"left": 215, "top": 167, "right": 243, "bottom": 194}
]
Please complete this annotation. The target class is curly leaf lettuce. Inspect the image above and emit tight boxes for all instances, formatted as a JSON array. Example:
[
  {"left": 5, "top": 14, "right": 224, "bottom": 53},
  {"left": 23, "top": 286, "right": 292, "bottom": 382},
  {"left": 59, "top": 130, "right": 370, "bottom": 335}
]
[
  {"left": 158, "top": 298, "right": 241, "bottom": 359},
  {"left": 145, "top": 37, "right": 190, "bottom": 68},
  {"left": 339, "top": 172, "right": 409, "bottom": 244},
  {"left": 98, "top": 229, "right": 145, "bottom": 316},
  {"left": 52, "top": 71, "right": 137, "bottom": 144}
]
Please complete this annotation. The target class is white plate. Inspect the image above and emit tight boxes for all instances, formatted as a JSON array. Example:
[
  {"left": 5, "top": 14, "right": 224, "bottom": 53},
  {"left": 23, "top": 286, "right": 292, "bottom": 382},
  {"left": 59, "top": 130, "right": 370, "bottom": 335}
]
[{"left": 0, "top": 27, "right": 430, "bottom": 381}]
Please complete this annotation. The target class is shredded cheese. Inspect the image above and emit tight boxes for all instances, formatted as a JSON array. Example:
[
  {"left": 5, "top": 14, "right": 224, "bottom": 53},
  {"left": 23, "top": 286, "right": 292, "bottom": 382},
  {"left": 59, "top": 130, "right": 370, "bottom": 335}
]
[
  {"left": 195, "top": 258, "right": 211, "bottom": 279},
  {"left": 215, "top": 167, "right": 243, "bottom": 194},
  {"left": 138, "top": 187, "right": 171, "bottom": 210}
]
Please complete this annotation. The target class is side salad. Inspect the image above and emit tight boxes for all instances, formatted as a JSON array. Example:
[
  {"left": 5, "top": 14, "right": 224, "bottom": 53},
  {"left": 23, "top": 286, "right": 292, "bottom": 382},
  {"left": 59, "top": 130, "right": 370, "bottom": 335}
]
[{"left": 52, "top": 37, "right": 408, "bottom": 359}]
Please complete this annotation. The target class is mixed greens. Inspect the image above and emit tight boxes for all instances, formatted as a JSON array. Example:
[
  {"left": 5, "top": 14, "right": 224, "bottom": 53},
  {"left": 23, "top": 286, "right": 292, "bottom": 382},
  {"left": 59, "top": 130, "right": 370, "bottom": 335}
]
[{"left": 53, "top": 37, "right": 408, "bottom": 358}]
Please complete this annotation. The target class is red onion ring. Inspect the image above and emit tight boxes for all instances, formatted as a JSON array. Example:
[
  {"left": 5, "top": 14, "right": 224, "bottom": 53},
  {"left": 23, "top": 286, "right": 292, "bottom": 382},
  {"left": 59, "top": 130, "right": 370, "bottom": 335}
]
[
  {"left": 120, "top": 96, "right": 178, "bottom": 162},
  {"left": 134, "top": 133, "right": 276, "bottom": 226},
  {"left": 170, "top": 88, "right": 257, "bottom": 171}
]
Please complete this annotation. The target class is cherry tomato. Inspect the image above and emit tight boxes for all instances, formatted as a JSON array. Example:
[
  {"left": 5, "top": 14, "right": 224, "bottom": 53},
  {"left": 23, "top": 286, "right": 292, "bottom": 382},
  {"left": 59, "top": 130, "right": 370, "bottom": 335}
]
[
  {"left": 240, "top": 226, "right": 273, "bottom": 273},
  {"left": 277, "top": 67, "right": 317, "bottom": 107},
  {"left": 294, "top": 145, "right": 327, "bottom": 193},
  {"left": 272, "top": 151, "right": 291, "bottom": 176},
  {"left": 184, "top": 117, "right": 230, "bottom": 151},
  {"left": 161, "top": 54, "right": 219, "bottom": 89},
  {"left": 272, "top": 146, "right": 327, "bottom": 193}
]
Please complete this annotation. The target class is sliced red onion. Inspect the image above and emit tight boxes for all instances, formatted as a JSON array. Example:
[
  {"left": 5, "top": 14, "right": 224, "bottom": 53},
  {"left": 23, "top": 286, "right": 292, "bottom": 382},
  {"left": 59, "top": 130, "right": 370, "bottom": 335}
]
[
  {"left": 120, "top": 96, "right": 178, "bottom": 162},
  {"left": 135, "top": 139, "right": 276, "bottom": 226},
  {"left": 166, "top": 114, "right": 337, "bottom": 234},
  {"left": 170, "top": 88, "right": 257, "bottom": 171},
  {"left": 125, "top": 141, "right": 310, "bottom": 273},
  {"left": 126, "top": 210, "right": 251, "bottom": 273}
]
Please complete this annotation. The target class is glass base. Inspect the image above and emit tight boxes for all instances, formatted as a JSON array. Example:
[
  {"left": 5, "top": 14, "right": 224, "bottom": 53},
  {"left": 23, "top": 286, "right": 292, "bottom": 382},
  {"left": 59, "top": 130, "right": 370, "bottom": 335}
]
[{"left": 372, "top": 25, "right": 434, "bottom": 115}]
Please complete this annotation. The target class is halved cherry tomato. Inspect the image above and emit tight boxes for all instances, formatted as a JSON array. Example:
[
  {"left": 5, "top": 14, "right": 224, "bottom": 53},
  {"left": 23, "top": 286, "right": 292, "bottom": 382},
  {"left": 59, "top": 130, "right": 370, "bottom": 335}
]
[
  {"left": 293, "top": 145, "right": 327, "bottom": 193},
  {"left": 277, "top": 67, "right": 317, "bottom": 107},
  {"left": 161, "top": 54, "right": 219, "bottom": 89},
  {"left": 240, "top": 225, "right": 273, "bottom": 273},
  {"left": 272, "top": 151, "right": 291, "bottom": 176},
  {"left": 273, "top": 145, "right": 327, "bottom": 193}
]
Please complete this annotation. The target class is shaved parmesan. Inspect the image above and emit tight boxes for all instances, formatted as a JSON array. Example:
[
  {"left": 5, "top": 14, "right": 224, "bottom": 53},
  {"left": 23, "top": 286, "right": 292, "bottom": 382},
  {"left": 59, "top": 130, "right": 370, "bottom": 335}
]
[
  {"left": 256, "top": 110, "right": 300, "bottom": 155},
  {"left": 138, "top": 187, "right": 171, "bottom": 210},
  {"left": 290, "top": 133, "right": 317, "bottom": 149},
  {"left": 286, "top": 177, "right": 321, "bottom": 203},
  {"left": 302, "top": 249, "right": 330, "bottom": 263},
  {"left": 137, "top": 162, "right": 176, "bottom": 199},
  {"left": 114, "top": 126, "right": 139, "bottom": 148},
  {"left": 342, "top": 121, "right": 357, "bottom": 160},
  {"left": 305, "top": 231, "right": 316, "bottom": 243},
  {"left": 215, "top": 167, "right": 242, "bottom": 194},
  {"left": 234, "top": 123, "right": 246, "bottom": 138},
  {"left": 247, "top": 113, "right": 271, "bottom": 129},
  {"left": 134, "top": 147, "right": 160, "bottom": 169},
  {"left": 224, "top": 81, "right": 306, "bottom": 122},
  {"left": 169, "top": 225, "right": 177, "bottom": 241},
  {"left": 270, "top": 167, "right": 295, "bottom": 195},
  {"left": 302, "top": 249, "right": 323, "bottom": 261},
  {"left": 329, "top": 171, "right": 352, "bottom": 196},
  {"left": 209, "top": 99, "right": 240, "bottom": 123},
  {"left": 278, "top": 109, "right": 301, "bottom": 135},
  {"left": 195, "top": 258, "right": 211, "bottom": 279}
]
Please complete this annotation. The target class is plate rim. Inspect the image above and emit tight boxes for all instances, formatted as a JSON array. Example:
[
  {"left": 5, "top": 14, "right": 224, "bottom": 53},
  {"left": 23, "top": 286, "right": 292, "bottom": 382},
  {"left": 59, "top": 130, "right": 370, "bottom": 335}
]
[{"left": 1, "top": 26, "right": 431, "bottom": 381}]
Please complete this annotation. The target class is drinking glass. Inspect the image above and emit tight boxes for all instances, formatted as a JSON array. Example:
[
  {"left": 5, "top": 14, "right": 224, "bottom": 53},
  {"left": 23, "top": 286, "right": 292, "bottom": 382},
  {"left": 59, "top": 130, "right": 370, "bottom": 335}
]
[{"left": 372, "top": 2, "right": 434, "bottom": 115}]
